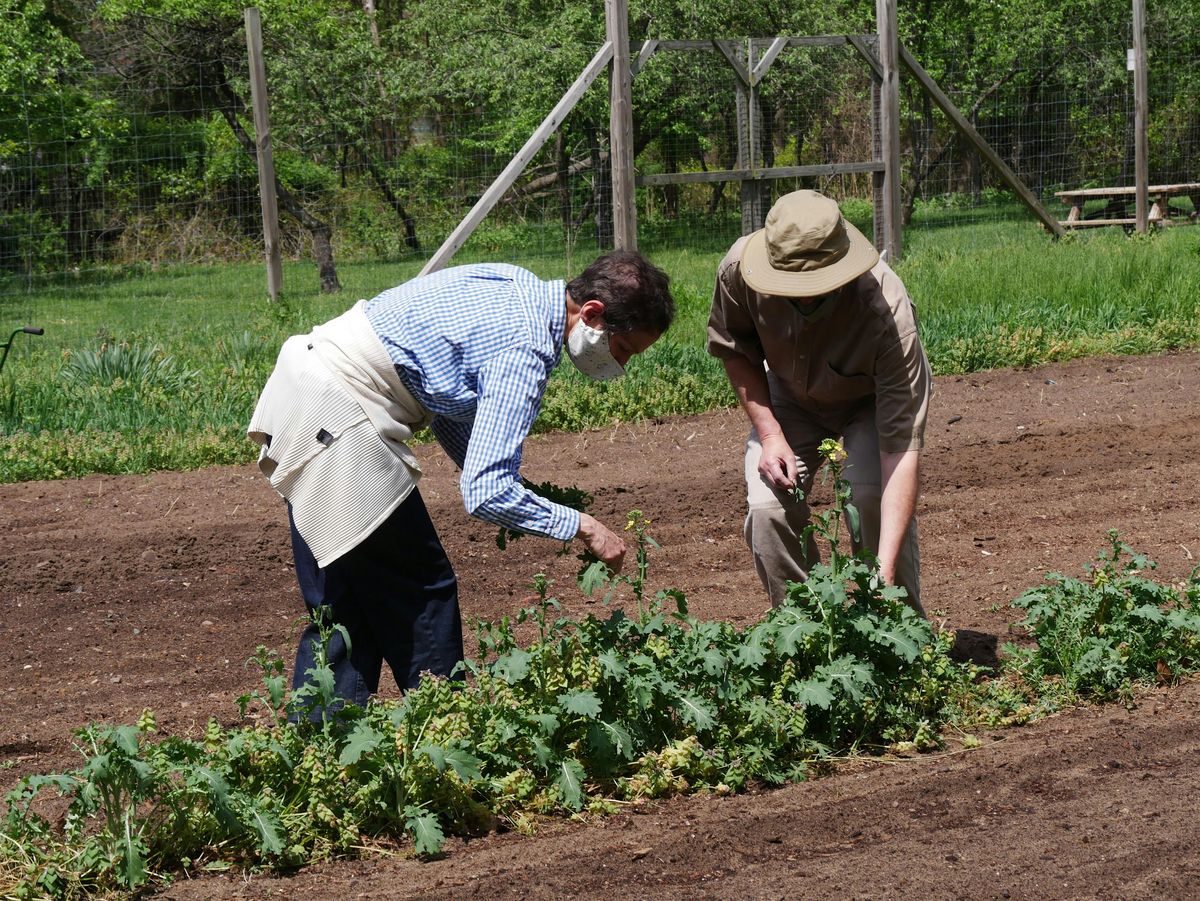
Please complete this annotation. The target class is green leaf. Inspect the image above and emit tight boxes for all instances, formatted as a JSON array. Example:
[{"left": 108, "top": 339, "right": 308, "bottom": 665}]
[
  {"left": 116, "top": 829, "right": 146, "bottom": 888},
  {"left": 444, "top": 748, "right": 483, "bottom": 782},
  {"left": 493, "top": 648, "right": 531, "bottom": 683},
  {"left": 191, "top": 766, "right": 238, "bottom": 831},
  {"left": 698, "top": 648, "right": 726, "bottom": 676},
  {"left": 595, "top": 720, "right": 635, "bottom": 760},
  {"left": 416, "top": 744, "right": 447, "bottom": 772},
  {"left": 1132, "top": 604, "right": 1166, "bottom": 622},
  {"left": 597, "top": 651, "right": 627, "bottom": 680},
  {"left": 793, "top": 679, "right": 835, "bottom": 709},
  {"left": 245, "top": 802, "right": 286, "bottom": 856},
  {"left": 269, "top": 740, "right": 293, "bottom": 770},
  {"left": 531, "top": 736, "right": 554, "bottom": 769},
  {"left": 558, "top": 690, "right": 602, "bottom": 719},
  {"left": 338, "top": 720, "right": 385, "bottom": 766},
  {"left": 817, "top": 658, "right": 876, "bottom": 703},
  {"left": 579, "top": 559, "right": 613, "bottom": 596},
  {"left": 775, "top": 616, "right": 821, "bottom": 655},
  {"left": 265, "top": 674, "right": 287, "bottom": 710},
  {"left": 82, "top": 753, "right": 110, "bottom": 781},
  {"left": 404, "top": 807, "right": 445, "bottom": 855},
  {"left": 112, "top": 725, "right": 140, "bottom": 756},
  {"left": 844, "top": 502, "right": 862, "bottom": 545},
  {"left": 529, "top": 712, "right": 560, "bottom": 736},
  {"left": 873, "top": 627, "right": 921, "bottom": 662},
  {"left": 555, "top": 758, "right": 586, "bottom": 810},
  {"left": 737, "top": 626, "right": 769, "bottom": 667},
  {"left": 310, "top": 665, "right": 337, "bottom": 705},
  {"left": 675, "top": 694, "right": 716, "bottom": 731},
  {"left": 586, "top": 722, "right": 619, "bottom": 772}
]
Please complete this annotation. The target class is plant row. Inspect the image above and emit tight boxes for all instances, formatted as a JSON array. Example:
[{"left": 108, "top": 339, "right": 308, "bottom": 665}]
[{"left": 3, "top": 451, "right": 1199, "bottom": 898}]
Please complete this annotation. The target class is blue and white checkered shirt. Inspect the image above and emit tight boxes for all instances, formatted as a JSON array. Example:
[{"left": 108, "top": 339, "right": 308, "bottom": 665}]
[{"left": 364, "top": 264, "right": 578, "bottom": 541}]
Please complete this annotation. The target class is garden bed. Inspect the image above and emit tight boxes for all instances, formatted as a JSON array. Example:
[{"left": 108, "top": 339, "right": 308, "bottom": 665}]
[{"left": 4, "top": 350, "right": 1200, "bottom": 897}]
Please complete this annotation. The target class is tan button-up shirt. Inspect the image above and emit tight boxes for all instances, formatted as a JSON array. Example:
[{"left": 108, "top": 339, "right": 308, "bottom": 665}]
[{"left": 707, "top": 235, "right": 932, "bottom": 453}]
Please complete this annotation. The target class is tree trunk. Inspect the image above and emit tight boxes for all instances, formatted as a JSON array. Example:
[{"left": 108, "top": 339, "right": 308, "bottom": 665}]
[
  {"left": 310, "top": 225, "right": 340, "bottom": 293},
  {"left": 355, "top": 146, "right": 421, "bottom": 251},
  {"left": 216, "top": 84, "right": 342, "bottom": 293}
]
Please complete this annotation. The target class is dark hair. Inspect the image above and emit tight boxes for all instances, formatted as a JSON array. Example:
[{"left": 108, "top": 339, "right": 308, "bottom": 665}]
[{"left": 566, "top": 250, "right": 674, "bottom": 336}]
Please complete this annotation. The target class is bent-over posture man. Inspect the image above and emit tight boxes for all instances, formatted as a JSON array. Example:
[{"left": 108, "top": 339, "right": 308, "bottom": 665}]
[
  {"left": 707, "top": 190, "right": 931, "bottom": 611},
  {"left": 250, "top": 251, "right": 674, "bottom": 704}
]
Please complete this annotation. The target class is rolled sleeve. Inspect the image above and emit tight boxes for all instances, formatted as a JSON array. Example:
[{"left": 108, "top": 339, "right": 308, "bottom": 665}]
[{"left": 459, "top": 346, "right": 580, "bottom": 541}]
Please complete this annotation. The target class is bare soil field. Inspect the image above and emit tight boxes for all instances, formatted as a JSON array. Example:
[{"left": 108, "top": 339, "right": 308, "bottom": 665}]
[{"left": 4, "top": 351, "right": 1200, "bottom": 899}]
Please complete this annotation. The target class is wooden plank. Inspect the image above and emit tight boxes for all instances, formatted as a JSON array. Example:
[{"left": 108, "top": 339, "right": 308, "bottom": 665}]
[
  {"left": 631, "top": 39, "right": 658, "bottom": 77},
  {"left": 713, "top": 40, "right": 751, "bottom": 88},
  {"left": 1133, "top": 0, "right": 1149, "bottom": 233},
  {"left": 1059, "top": 218, "right": 1140, "bottom": 228},
  {"left": 420, "top": 42, "right": 615, "bottom": 276},
  {"left": 750, "top": 36, "right": 789, "bottom": 85},
  {"left": 1056, "top": 183, "right": 1200, "bottom": 200},
  {"left": 847, "top": 34, "right": 884, "bottom": 81},
  {"left": 782, "top": 36, "right": 849, "bottom": 47},
  {"left": 606, "top": 0, "right": 637, "bottom": 249},
  {"left": 877, "top": 0, "right": 902, "bottom": 260},
  {"left": 900, "top": 44, "right": 1067, "bottom": 238},
  {"left": 637, "top": 161, "right": 884, "bottom": 186},
  {"left": 653, "top": 36, "right": 850, "bottom": 51}
]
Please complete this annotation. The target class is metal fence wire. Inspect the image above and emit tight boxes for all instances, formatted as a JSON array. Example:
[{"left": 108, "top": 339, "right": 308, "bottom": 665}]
[{"left": 1, "top": 9, "right": 1197, "bottom": 297}]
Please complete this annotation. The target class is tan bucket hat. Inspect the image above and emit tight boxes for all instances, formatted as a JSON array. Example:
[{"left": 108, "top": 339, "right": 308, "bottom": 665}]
[{"left": 739, "top": 190, "right": 879, "bottom": 297}]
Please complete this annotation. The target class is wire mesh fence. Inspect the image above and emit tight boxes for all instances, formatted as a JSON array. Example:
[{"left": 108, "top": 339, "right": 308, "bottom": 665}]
[{"left": 1, "top": 6, "right": 1197, "bottom": 301}]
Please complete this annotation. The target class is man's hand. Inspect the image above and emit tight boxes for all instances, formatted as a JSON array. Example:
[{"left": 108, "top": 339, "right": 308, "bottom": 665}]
[
  {"left": 758, "top": 433, "right": 797, "bottom": 491},
  {"left": 576, "top": 513, "right": 627, "bottom": 573}
]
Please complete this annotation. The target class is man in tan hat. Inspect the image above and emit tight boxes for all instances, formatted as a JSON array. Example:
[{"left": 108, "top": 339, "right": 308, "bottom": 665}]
[{"left": 707, "top": 189, "right": 931, "bottom": 611}]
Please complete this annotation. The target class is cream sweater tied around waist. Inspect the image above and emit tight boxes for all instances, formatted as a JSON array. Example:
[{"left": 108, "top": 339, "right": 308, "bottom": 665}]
[{"left": 248, "top": 300, "right": 431, "bottom": 568}]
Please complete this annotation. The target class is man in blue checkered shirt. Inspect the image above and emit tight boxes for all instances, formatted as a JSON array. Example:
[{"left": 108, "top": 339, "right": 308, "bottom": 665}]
[{"left": 249, "top": 250, "right": 674, "bottom": 708}]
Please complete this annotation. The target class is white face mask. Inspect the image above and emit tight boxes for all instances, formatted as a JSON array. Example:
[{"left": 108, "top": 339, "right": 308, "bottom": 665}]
[{"left": 566, "top": 321, "right": 625, "bottom": 381}]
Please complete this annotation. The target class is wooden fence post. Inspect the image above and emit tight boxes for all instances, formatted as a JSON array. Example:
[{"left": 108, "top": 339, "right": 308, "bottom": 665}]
[
  {"left": 1132, "top": 0, "right": 1149, "bottom": 233},
  {"left": 606, "top": 0, "right": 637, "bottom": 250},
  {"left": 876, "top": 0, "right": 902, "bottom": 261},
  {"left": 244, "top": 8, "right": 282, "bottom": 300},
  {"left": 732, "top": 41, "right": 766, "bottom": 234}
]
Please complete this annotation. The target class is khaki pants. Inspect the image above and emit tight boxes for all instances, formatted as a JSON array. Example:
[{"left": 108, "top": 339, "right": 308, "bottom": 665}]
[{"left": 743, "top": 382, "right": 922, "bottom": 613}]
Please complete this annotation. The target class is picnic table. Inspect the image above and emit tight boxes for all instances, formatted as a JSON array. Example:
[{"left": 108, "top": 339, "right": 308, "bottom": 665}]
[{"left": 1054, "top": 182, "right": 1200, "bottom": 228}]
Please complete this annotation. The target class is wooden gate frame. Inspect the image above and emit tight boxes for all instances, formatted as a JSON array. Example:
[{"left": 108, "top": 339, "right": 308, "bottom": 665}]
[
  {"left": 629, "top": 36, "right": 895, "bottom": 253},
  {"left": 416, "top": 1, "right": 1067, "bottom": 276},
  {"left": 631, "top": 33, "right": 1066, "bottom": 261}
]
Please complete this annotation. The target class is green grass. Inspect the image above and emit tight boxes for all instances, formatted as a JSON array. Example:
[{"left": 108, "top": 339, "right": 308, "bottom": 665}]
[{"left": 1, "top": 212, "right": 1198, "bottom": 482}]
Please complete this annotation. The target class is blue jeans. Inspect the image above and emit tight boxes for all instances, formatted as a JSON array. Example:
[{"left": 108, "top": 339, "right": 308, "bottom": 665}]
[{"left": 288, "top": 489, "right": 464, "bottom": 709}]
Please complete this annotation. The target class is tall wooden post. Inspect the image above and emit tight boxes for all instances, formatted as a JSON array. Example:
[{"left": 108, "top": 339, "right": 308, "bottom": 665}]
[
  {"left": 1132, "top": 0, "right": 1149, "bottom": 233},
  {"left": 876, "top": 0, "right": 902, "bottom": 261},
  {"left": 869, "top": 52, "right": 885, "bottom": 251},
  {"left": 605, "top": 0, "right": 637, "bottom": 250},
  {"left": 245, "top": 7, "right": 282, "bottom": 300},
  {"left": 734, "top": 41, "right": 767, "bottom": 234}
]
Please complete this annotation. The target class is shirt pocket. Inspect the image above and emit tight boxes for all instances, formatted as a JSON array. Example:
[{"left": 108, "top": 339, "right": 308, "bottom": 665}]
[{"left": 808, "top": 361, "right": 875, "bottom": 408}]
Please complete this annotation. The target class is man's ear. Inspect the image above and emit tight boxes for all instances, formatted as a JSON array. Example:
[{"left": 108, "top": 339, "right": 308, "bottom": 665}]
[{"left": 580, "top": 299, "right": 607, "bottom": 327}]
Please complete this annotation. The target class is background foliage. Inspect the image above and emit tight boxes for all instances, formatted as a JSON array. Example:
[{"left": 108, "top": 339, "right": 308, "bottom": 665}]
[{"left": 1, "top": 0, "right": 1197, "bottom": 291}]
